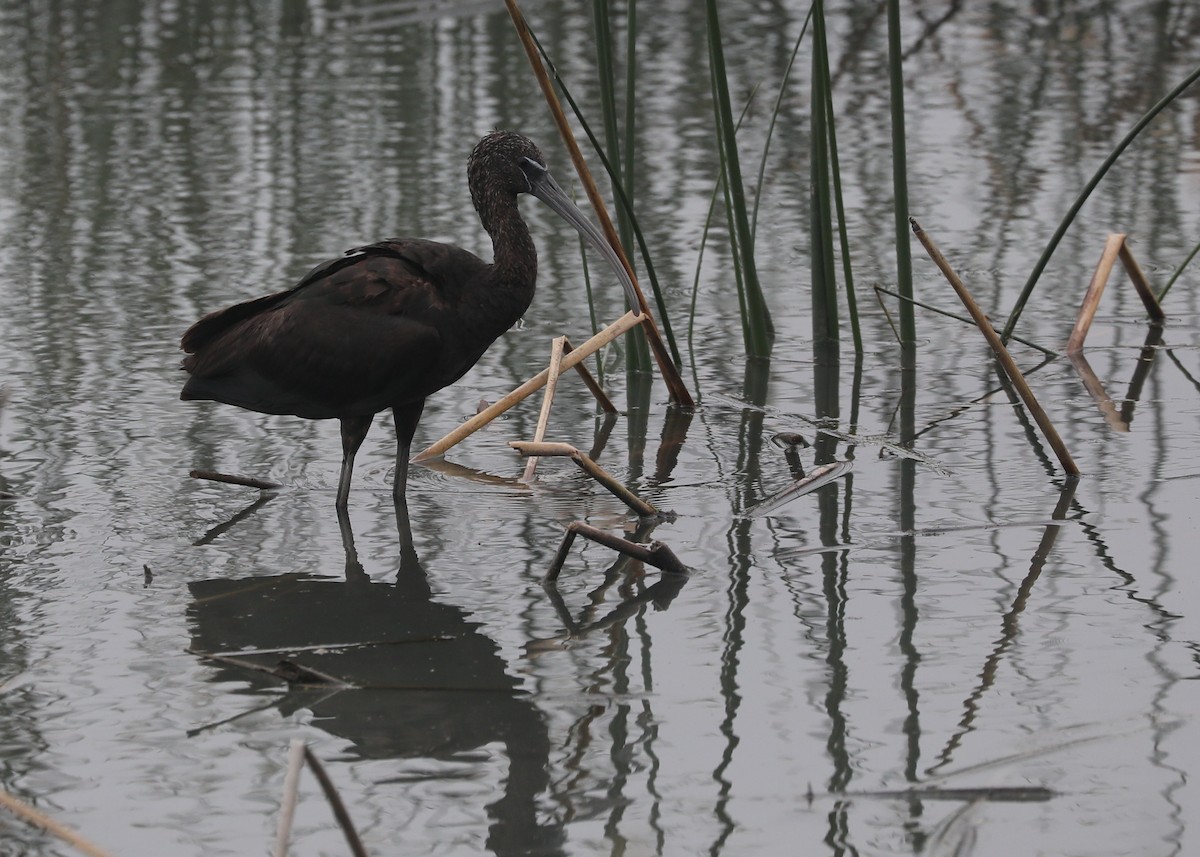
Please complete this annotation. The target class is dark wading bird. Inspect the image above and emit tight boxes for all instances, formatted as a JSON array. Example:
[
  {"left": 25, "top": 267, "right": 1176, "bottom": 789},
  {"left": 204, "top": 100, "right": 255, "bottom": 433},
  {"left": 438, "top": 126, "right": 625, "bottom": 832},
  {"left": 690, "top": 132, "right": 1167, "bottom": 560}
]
[{"left": 181, "top": 131, "right": 640, "bottom": 508}]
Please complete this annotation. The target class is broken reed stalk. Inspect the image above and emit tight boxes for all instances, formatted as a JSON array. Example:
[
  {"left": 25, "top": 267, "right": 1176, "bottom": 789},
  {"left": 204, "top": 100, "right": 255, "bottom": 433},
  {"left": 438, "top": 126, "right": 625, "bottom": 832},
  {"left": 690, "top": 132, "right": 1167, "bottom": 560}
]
[
  {"left": 522, "top": 337, "right": 567, "bottom": 481},
  {"left": 910, "top": 218, "right": 1080, "bottom": 477},
  {"left": 0, "top": 788, "right": 116, "bottom": 857},
  {"left": 1117, "top": 240, "right": 1164, "bottom": 320},
  {"left": 273, "top": 739, "right": 307, "bottom": 857},
  {"left": 502, "top": 0, "right": 695, "bottom": 407},
  {"left": 1067, "top": 234, "right": 1164, "bottom": 354},
  {"left": 413, "top": 311, "right": 642, "bottom": 461},
  {"left": 1067, "top": 233, "right": 1124, "bottom": 354},
  {"left": 301, "top": 746, "right": 369, "bottom": 857},
  {"left": 189, "top": 470, "right": 283, "bottom": 490},
  {"left": 546, "top": 520, "right": 686, "bottom": 582},
  {"left": 509, "top": 440, "right": 658, "bottom": 517}
]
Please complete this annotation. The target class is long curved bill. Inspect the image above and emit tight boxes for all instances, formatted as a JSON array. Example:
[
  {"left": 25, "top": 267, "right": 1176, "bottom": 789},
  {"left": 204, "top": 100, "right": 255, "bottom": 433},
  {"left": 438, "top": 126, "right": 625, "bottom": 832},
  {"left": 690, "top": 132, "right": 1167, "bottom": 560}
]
[{"left": 525, "top": 162, "right": 643, "bottom": 316}]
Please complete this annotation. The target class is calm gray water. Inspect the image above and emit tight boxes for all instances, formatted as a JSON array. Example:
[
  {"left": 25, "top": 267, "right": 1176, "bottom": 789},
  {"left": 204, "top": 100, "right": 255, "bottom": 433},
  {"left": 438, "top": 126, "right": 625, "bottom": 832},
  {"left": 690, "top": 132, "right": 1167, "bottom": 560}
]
[{"left": 2, "top": 1, "right": 1200, "bottom": 855}]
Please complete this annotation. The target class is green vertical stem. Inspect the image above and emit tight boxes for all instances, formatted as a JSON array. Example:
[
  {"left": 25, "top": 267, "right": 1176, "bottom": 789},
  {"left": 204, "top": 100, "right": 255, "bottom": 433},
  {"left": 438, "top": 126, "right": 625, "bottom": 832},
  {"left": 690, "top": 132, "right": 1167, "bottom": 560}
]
[
  {"left": 886, "top": 0, "right": 915, "bottom": 343},
  {"left": 823, "top": 74, "right": 861, "bottom": 354},
  {"left": 592, "top": 0, "right": 650, "bottom": 372},
  {"left": 810, "top": 0, "right": 839, "bottom": 348},
  {"left": 706, "top": 0, "right": 774, "bottom": 357}
]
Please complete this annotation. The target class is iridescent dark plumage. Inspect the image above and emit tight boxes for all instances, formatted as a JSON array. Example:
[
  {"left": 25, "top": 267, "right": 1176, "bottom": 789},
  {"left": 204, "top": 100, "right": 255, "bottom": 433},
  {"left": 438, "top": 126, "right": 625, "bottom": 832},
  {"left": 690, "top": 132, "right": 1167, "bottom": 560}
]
[{"left": 181, "top": 130, "right": 638, "bottom": 507}]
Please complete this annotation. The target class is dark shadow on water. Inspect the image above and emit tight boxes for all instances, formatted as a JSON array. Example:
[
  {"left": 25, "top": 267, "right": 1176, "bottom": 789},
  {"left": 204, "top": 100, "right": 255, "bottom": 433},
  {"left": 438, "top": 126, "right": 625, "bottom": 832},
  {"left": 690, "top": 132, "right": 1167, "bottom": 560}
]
[{"left": 187, "top": 502, "right": 563, "bottom": 857}]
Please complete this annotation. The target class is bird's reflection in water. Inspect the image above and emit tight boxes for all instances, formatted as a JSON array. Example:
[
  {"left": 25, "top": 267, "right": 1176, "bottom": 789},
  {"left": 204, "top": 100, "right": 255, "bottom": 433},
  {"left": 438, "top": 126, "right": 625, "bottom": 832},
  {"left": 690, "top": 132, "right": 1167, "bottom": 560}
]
[{"left": 187, "top": 501, "right": 563, "bottom": 856}]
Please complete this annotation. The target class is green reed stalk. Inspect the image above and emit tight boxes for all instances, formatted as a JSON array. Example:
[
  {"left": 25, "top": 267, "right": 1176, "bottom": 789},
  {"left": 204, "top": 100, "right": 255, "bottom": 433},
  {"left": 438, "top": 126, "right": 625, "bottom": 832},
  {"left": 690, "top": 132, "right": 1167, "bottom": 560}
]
[
  {"left": 706, "top": 0, "right": 774, "bottom": 358},
  {"left": 1003, "top": 62, "right": 1200, "bottom": 342},
  {"left": 592, "top": 0, "right": 651, "bottom": 372},
  {"left": 821, "top": 33, "right": 861, "bottom": 353},
  {"left": 752, "top": 10, "right": 811, "bottom": 242},
  {"left": 1158, "top": 235, "right": 1200, "bottom": 302},
  {"left": 886, "top": 0, "right": 914, "bottom": 344},
  {"left": 810, "top": 0, "right": 839, "bottom": 348}
]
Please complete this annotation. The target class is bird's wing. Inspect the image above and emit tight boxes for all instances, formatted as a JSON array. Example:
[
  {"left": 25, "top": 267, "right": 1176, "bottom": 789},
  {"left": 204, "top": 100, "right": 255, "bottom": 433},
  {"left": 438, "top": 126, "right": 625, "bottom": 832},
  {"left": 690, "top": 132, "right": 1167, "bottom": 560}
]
[{"left": 181, "top": 240, "right": 489, "bottom": 418}]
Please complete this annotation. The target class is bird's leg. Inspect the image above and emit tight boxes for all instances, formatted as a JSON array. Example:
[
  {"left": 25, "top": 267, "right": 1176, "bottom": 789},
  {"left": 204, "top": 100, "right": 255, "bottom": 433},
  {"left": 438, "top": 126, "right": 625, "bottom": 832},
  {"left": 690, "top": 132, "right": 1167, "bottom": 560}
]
[
  {"left": 336, "top": 415, "right": 374, "bottom": 508},
  {"left": 391, "top": 400, "right": 426, "bottom": 501}
]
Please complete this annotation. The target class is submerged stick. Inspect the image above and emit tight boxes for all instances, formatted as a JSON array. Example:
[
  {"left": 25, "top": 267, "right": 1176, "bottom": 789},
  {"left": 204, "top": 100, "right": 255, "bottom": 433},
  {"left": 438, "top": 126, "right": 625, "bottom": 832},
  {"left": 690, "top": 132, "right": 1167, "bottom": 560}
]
[
  {"left": 414, "top": 311, "right": 642, "bottom": 461},
  {"left": 522, "top": 337, "right": 567, "bottom": 481},
  {"left": 273, "top": 739, "right": 307, "bottom": 857},
  {"left": 301, "top": 747, "right": 369, "bottom": 857},
  {"left": 0, "top": 788, "right": 116, "bottom": 857},
  {"left": 503, "top": 0, "right": 695, "bottom": 407},
  {"left": 190, "top": 470, "right": 283, "bottom": 490},
  {"left": 546, "top": 520, "right": 687, "bottom": 582},
  {"left": 509, "top": 440, "right": 658, "bottom": 517},
  {"left": 1066, "top": 233, "right": 1124, "bottom": 354},
  {"left": 911, "top": 218, "right": 1080, "bottom": 477}
]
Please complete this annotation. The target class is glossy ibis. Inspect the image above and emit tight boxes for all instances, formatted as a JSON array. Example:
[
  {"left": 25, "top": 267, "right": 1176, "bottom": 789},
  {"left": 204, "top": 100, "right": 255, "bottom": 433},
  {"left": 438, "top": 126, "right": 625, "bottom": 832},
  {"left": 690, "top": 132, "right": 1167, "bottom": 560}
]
[{"left": 181, "top": 130, "right": 640, "bottom": 507}]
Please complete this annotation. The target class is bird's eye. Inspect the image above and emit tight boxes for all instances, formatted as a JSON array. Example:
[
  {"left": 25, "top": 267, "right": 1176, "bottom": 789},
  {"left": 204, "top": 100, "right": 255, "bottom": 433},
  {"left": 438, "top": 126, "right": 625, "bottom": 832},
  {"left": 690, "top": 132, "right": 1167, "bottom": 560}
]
[{"left": 519, "top": 157, "right": 546, "bottom": 191}]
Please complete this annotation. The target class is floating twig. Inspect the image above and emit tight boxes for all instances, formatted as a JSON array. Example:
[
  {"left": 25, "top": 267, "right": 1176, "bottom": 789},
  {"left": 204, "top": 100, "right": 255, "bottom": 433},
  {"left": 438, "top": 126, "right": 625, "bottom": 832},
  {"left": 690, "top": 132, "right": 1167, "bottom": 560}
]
[
  {"left": 0, "top": 788, "right": 116, "bottom": 857},
  {"left": 747, "top": 460, "right": 853, "bottom": 517},
  {"left": 301, "top": 746, "right": 369, "bottom": 857},
  {"left": 189, "top": 469, "right": 283, "bottom": 491},
  {"left": 273, "top": 739, "right": 307, "bottom": 857},
  {"left": 509, "top": 440, "right": 659, "bottom": 517},
  {"left": 186, "top": 649, "right": 353, "bottom": 688},
  {"left": 413, "top": 311, "right": 642, "bottom": 462},
  {"left": 546, "top": 520, "right": 687, "bottom": 583},
  {"left": 911, "top": 218, "right": 1080, "bottom": 477}
]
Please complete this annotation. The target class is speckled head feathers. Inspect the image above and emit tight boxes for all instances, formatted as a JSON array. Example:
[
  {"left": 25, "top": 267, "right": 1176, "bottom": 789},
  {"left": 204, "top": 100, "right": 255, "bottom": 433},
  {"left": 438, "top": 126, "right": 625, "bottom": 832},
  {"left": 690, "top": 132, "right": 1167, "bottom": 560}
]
[{"left": 467, "top": 131, "right": 547, "bottom": 213}]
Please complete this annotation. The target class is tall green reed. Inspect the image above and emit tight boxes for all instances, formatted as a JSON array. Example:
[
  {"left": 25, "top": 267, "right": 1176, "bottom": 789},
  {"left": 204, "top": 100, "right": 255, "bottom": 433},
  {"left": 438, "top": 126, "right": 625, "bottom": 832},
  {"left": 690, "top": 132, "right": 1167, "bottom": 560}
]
[
  {"left": 886, "top": 0, "right": 915, "bottom": 344},
  {"left": 705, "top": 0, "right": 775, "bottom": 359},
  {"left": 591, "top": 0, "right": 651, "bottom": 372}
]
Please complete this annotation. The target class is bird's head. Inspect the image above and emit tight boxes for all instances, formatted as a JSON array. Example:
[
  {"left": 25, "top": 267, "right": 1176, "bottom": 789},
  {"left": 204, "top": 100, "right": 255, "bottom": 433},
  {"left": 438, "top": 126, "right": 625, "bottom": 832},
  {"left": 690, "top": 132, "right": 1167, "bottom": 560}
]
[
  {"left": 467, "top": 130, "right": 642, "bottom": 316},
  {"left": 468, "top": 130, "right": 549, "bottom": 209}
]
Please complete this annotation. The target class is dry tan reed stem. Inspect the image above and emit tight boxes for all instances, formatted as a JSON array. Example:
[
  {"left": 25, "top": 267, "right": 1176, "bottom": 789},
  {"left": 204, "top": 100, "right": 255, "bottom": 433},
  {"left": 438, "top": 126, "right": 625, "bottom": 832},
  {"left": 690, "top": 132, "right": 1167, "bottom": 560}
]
[
  {"left": 502, "top": 0, "right": 694, "bottom": 408},
  {"left": 1117, "top": 241, "right": 1165, "bottom": 321},
  {"left": 522, "top": 337, "right": 568, "bottom": 481},
  {"left": 509, "top": 440, "right": 658, "bottom": 517},
  {"left": 1067, "top": 233, "right": 1125, "bottom": 354},
  {"left": 0, "top": 788, "right": 116, "bottom": 857},
  {"left": 273, "top": 739, "right": 307, "bottom": 857},
  {"left": 911, "top": 218, "right": 1080, "bottom": 476},
  {"left": 413, "top": 311, "right": 642, "bottom": 462}
]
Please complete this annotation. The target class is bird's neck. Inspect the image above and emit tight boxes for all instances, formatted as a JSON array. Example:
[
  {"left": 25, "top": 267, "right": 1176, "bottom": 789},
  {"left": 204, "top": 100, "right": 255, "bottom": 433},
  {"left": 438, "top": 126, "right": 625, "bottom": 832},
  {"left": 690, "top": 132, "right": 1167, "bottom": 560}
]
[{"left": 483, "top": 197, "right": 538, "bottom": 299}]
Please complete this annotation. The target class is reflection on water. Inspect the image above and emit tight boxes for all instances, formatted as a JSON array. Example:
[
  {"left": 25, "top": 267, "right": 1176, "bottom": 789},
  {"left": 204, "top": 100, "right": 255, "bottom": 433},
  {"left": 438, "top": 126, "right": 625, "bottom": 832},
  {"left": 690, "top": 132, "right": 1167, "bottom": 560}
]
[
  {"left": 187, "top": 503, "right": 564, "bottom": 856},
  {"left": 0, "top": 1, "right": 1199, "bottom": 855}
]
